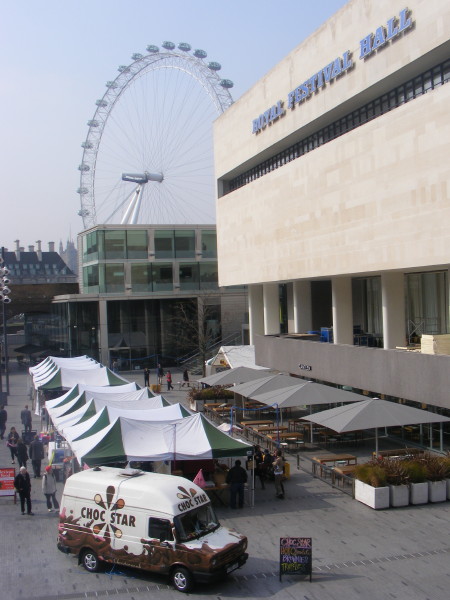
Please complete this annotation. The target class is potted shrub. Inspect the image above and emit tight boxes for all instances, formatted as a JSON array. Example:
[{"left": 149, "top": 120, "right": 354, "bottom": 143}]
[
  {"left": 354, "top": 462, "right": 389, "bottom": 509},
  {"left": 403, "top": 460, "right": 428, "bottom": 505},
  {"left": 421, "top": 453, "right": 447, "bottom": 503},
  {"left": 381, "top": 459, "right": 410, "bottom": 508}
]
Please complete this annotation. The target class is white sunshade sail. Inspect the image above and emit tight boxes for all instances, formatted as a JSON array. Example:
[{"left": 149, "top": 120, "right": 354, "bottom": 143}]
[
  {"left": 232, "top": 374, "right": 302, "bottom": 398},
  {"left": 251, "top": 381, "right": 364, "bottom": 408},
  {"left": 302, "top": 398, "right": 450, "bottom": 453},
  {"left": 199, "top": 366, "right": 272, "bottom": 387}
]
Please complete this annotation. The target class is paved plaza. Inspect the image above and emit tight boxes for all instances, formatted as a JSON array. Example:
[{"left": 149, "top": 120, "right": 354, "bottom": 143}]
[{"left": 0, "top": 367, "right": 449, "bottom": 600}]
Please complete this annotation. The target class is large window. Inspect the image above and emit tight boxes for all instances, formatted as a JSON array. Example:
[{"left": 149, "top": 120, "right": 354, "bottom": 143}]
[
  {"left": 201, "top": 231, "right": 217, "bottom": 258},
  {"left": 131, "top": 264, "right": 152, "bottom": 292},
  {"left": 104, "top": 231, "right": 126, "bottom": 259},
  {"left": 155, "top": 230, "right": 174, "bottom": 259},
  {"left": 175, "top": 230, "right": 195, "bottom": 258},
  {"left": 127, "top": 230, "right": 148, "bottom": 259},
  {"left": 199, "top": 263, "right": 218, "bottom": 289},
  {"left": 104, "top": 264, "right": 125, "bottom": 293},
  {"left": 152, "top": 263, "right": 173, "bottom": 292},
  {"left": 406, "top": 271, "right": 448, "bottom": 341},
  {"left": 83, "top": 231, "right": 99, "bottom": 263},
  {"left": 179, "top": 263, "right": 199, "bottom": 290},
  {"left": 83, "top": 265, "right": 99, "bottom": 293}
]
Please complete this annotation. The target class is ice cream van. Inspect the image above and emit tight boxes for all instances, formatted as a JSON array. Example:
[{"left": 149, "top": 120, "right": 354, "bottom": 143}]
[{"left": 57, "top": 466, "right": 248, "bottom": 592}]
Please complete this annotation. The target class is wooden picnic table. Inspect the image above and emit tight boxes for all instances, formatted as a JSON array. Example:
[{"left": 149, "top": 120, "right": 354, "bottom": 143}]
[
  {"left": 311, "top": 453, "right": 357, "bottom": 477},
  {"left": 240, "top": 420, "right": 274, "bottom": 427},
  {"left": 252, "top": 425, "right": 289, "bottom": 434}
]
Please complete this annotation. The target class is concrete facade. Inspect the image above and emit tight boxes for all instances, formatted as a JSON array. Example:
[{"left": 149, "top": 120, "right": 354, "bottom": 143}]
[{"left": 214, "top": 0, "right": 450, "bottom": 414}]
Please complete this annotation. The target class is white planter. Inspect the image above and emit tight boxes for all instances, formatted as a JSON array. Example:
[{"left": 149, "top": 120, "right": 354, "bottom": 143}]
[
  {"left": 409, "top": 481, "right": 428, "bottom": 505},
  {"left": 355, "top": 479, "right": 390, "bottom": 510},
  {"left": 389, "top": 484, "right": 410, "bottom": 507},
  {"left": 446, "top": 478, "right": 450, "bottom": 500},
  {"left": 428, "top": 480, "right": 447, "bottom": 503}
]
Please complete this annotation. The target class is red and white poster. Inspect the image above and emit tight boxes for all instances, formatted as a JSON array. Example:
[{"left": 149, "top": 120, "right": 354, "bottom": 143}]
[{"left": 0, "top": 468, "right": 16, "bottom": 496}]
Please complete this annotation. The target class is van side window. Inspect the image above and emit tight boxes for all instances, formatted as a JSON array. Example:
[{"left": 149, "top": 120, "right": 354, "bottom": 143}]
[{"left": 148, "top": 517, "right": 173, "bottom": 542}]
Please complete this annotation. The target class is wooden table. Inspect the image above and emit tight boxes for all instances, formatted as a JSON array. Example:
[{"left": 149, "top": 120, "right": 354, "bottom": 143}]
[
  {"left": 204, "top": 484, "right": 229, "bottom": 506},
  {"left": 252, "top": 425, "right": 289, "bottom": 434},
  {"left": 332, "top": 464, "right": 358, "bottom": 486},
  {"left": 240, "top": 420, "right": 274, "bottom": 427},
  {"left": 311, "top": 453, "right": 357, "bottom": 477},
  {"left": 267, "top": 431, "right": 303, "bottom": 440}
]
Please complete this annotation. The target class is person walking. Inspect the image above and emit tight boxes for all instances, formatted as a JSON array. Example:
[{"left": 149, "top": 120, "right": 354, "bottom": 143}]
[
  {"left": 29, "top": 434, "right": 45, "bottom": 478},
  {"left": 21, "top": 404, "right": 32, "bottom": 434},
  {"left": 226, "top": 459, "right": 248, "bottom": 509},
  {"left": 166, "top": 370, "right": 174, "bottom": 391},
  {"left": 42, "top": 465, "right": 59, "bottom": 512},
  {"left": 6, "top": 426, "right": 19, "bottom": 464},
  {"left": 144, "top": 368, "right": 150, "bottom": 387},
  {"left": 17, "top": 438, "right": 29, "bottom": 469},
  {"left": 14, "top": 466, "right": 34, "bottom": 515},
  {"left": 273, "top": 449, "right": 285, "bottom": 499},
  {"left": 0, "top": 404, "right": 7, "bottom": 440},
  {"left": 181, "top": 369, "right": 190, "bottom": 387}
]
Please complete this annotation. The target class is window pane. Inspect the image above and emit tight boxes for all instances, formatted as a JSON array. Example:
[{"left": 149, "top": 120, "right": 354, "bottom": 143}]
[
  {"left": 127, "top": 230, "right": 148, "bottom": 259},
  {"left": 155, "top": 230, "right": 174, "bottom": 259},
  {"left": 131, "top": 264, "right": 152, "bottom": 292},
  {"left": 179, "top": 263, "right": 199, "bottom": 290},
  {"left": 83, "top": 265, "right": 99, "bottom": 292},
  {"left": 175, "top": 230, "right": 195, "bottom": 258},
  {"left": 199, "top": 263, "right": 218, "bottom": 289},
  {"left": 104, "top": 264, "right": 125, "bottom": 293},
  {"left": 104, "top": 230, "right": 126, "bottom": 259},
  {"left": 201, "top": 231, "right": 217, "bottom": 258},
  {"left": 83, "top": 231, "right": 98, "bottom": 263},
  {"left": 152, "top": 263, "right": 173, "bottom": 291}
]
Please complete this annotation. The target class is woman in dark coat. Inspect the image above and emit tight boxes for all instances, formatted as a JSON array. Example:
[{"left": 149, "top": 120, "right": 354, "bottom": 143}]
[
  {"left": 6, "top": 426, "right": 19, "bottom": 464},
  {"left": 17, "top": 438, "right": 29, "bottom": 469}
]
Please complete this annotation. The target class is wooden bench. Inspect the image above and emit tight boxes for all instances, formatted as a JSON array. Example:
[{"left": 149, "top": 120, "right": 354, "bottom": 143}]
[{"left": 372, "top": 448, "right": 424, "bottom": 460}]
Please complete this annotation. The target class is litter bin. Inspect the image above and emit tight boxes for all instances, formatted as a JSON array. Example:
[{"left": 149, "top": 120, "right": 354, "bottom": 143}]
[{"left": 283, "top": 462, "right": 290, "bottom": 480}]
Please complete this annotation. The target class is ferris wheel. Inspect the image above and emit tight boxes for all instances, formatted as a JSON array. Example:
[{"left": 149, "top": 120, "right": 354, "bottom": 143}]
[{"left": 77, "top": 42, "right": 234, "bottom": 229}]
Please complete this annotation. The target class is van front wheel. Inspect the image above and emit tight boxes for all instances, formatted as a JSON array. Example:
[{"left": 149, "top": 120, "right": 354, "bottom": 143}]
[
  {"left": 171, "top": 566, "right": 194, "bottom": 593},
  {"left": 81, "top": 549, "right": 101, "bottom": 573}
]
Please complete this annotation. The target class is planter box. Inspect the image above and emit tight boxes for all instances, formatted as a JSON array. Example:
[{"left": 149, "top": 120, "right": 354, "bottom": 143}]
[
  {"left": 446, "top": 478, "right": 450, "bottom": 500},
  {"left": 355, "top": 479, "right": 390, "bottom": 509},
  {"left": 389, "top": 484, "right": 410, "bottom": 507},
  {"left": 428, "top": 480, "right": 447, "bottom": 503},
  {"left": 409, "top": 481, "right": 428, "bottom": 505}
]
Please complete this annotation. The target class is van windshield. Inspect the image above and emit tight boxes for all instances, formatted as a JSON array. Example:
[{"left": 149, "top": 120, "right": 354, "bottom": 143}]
[{"left": 175, "top": 504, "right": 220, "bottom": 541}]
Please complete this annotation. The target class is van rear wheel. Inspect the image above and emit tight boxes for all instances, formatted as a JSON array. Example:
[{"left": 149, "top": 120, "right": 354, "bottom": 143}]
[
  {"left": 81, "top": 549, "right": 101, "bottom": 573},
  {"left": 171, "top": 566, "right": 194, "bottom": 593}
]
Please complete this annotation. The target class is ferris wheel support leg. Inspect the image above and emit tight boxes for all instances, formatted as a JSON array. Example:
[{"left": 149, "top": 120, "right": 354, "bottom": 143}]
[{"left": 121, "top": 185, "right": 142, "bottom": 224}]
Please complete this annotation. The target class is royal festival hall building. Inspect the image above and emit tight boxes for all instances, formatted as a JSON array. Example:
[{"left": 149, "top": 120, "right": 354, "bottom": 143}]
[{"left": 214, "top": 0, "right": 450, "bottom": 446}]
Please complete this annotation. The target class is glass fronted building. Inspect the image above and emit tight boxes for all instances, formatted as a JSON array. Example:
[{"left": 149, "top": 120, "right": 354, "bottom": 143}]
[{"left": 52, "top": 225, "right": 247, "bottom": 370}]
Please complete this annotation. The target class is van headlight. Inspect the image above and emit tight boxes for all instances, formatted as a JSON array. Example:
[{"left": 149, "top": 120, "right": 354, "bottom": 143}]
[{"left": 211, "top": 557, "right": 218, "bottom": 567}]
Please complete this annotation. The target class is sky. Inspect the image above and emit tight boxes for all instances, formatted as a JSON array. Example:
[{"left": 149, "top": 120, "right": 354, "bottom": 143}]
[{"left": 0, "top": 0, "right": 348, "bottom": 251}]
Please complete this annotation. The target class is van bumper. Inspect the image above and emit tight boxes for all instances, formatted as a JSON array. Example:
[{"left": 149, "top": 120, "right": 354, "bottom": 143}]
[
  {"left": 194, "top": 552, "right": 248, "bottom": 584},
  {"left": 57, "top": 542, "right": 71, "bottom": 555}
]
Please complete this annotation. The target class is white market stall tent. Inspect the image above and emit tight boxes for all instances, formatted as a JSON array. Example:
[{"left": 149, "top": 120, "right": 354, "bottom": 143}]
[{"left": 68, "top": 412, "right": 252, "bottom": 466}]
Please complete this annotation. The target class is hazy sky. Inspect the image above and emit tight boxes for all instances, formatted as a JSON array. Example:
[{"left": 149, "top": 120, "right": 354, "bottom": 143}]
[{"left": 0, "top": 0, "right": 347, "bottom": 250}]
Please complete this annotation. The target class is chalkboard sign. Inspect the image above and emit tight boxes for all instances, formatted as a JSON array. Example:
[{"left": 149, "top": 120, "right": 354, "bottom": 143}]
[{"left": 279, "top": 537, "right": 312, "bottom": 581}]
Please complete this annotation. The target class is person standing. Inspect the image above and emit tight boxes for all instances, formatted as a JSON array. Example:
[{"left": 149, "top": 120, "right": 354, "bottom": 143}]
[
  {"left": 14, "top": 466, "right": 34, "bottom": 515},
  {"left": 144, "top": 368, "right": 150, "bottom": 387},
  {"left": 273, "top": 449, "right": 285, "bottom": 499},
  {"left": 7, "top": 426, "right": 19, "bottom": 464},
  {"left": 42, "top": 465, "right": 59, "bottom": 512},
  {"left": 21, "top": 404, "right": 32, "bottom": 434},
  {"left": 17, "top": 438, "right": 29, "bottom": 469},
  {"left": 166, "top": 370, "right": 173, "bottom": 391},
  {"left": 0, "top": 404, "right": 7, "bottom": 440},
  {"left": 157, "top": 364, "right": 164, "bottom": 385},
  {"left": 29, "top": 435, "right": 45, "bottom": 478},
  {"left": 226, "top": 459, "right": 248, "bottom": 509},
  {"left": 181, "top": 369, "right": 190, "bottom": 387}
]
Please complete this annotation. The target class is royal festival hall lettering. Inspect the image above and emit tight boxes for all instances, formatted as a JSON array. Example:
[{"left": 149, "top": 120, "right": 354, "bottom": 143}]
[{"left": 252, "top": 8, "right": 413, "bottom": 134}]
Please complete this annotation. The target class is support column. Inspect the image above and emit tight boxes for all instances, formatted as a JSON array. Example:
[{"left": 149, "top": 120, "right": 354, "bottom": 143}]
[
  {"left": 382, "top": 272, "right": 406, "bottom": 349},
  {"left": 332, "top": 277, "right": 353, "bottom": 345},
  {"left": 293, "top": 281, "right": 312, "bottom": 333},
  {"left": 248, "top": 285, "right": 264, "bottom": 345},
  {"left": 98, "top": 299, "right": 109, "bottom": 366},
  {"left": 263, "top": 283, "right": 280, "bottom": 335}
]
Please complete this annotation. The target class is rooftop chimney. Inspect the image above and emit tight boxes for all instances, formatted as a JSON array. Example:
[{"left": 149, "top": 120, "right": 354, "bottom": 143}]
[
  {"left": 28, "top": 245, "right": 35, "bottom": 252},
  {"left": 36, "top": 240, "right": 42, "bottom": 261},
  {"left": 48, "top": 241, "right": 55, "bottom": 252},
  {"left": 14, "top": 239, "right": 21, "bottom": 261}
]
